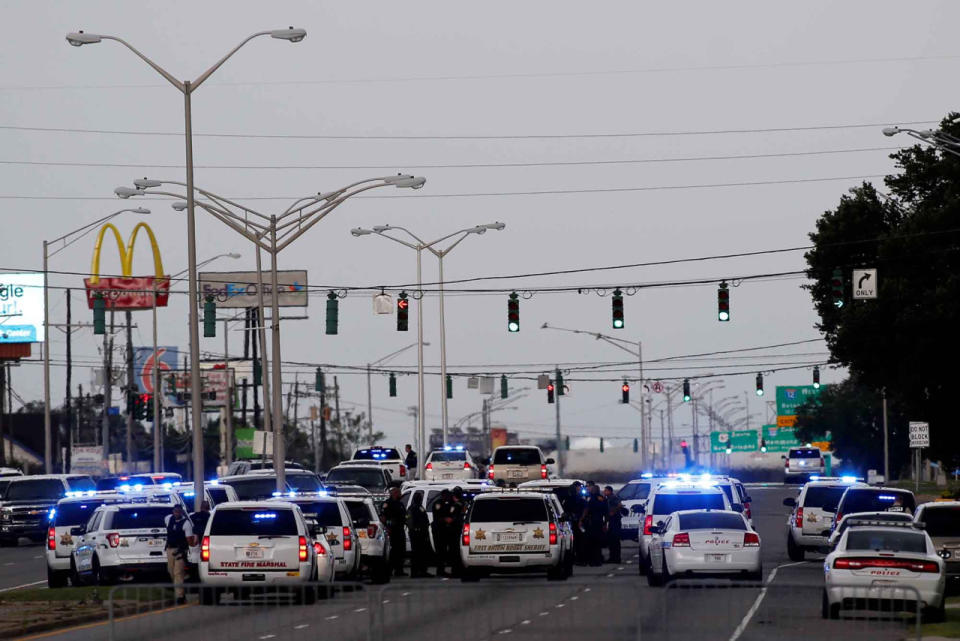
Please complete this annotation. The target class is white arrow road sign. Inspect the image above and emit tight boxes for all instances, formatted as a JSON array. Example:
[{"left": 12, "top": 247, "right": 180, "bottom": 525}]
[{"left": 852, "top": 268, "right": 877, "bottom": 299}]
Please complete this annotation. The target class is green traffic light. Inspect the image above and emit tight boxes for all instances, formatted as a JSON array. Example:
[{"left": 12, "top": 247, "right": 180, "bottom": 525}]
[
  {"left": 508, "top": 321, "right": 519, "bottom": 332},
  {"left": 613, "top": 319, "right": 624, "bottom": 329}
]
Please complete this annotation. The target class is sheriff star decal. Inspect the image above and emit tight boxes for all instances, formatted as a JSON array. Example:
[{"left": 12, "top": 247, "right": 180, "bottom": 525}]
[
  {"left": 532, "top": 527, "right": 544, "bottom": 539},
  {"left": 475, "top": 529, "right": 486, "bottom": 540}
]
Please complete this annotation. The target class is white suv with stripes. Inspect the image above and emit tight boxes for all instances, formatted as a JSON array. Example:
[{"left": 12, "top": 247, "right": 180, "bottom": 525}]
[{"left": 72, "top": 503, "right": 175, "bottom": 584}]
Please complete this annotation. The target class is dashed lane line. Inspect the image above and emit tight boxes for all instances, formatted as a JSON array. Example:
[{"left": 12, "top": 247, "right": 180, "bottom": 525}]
[
  {"left": 539, "top": 611, "right": 549, "bottom": 616},
  {"left": 0, "top": 580, "right": 49, "bottom": 593},
  {"left": 258, "top": 635, "right": 276, "bottom": 640},
  {"left": 727, "top": 561, "right": 806, "bottom": 641},
  {"left": 325, "top": 615, "right": 339, "bottom": 621},
  {"left": 353, "top": 607, "right": 367, "bottom": 613},
  {"left": 294, "top": 624, "right": 309, "bottom": 630},
  {"left": 498, "top": 629, "right": 512, "bottom": 635},
  {"left": 521, "top": 620, "right": 531, "bottom": 625}
]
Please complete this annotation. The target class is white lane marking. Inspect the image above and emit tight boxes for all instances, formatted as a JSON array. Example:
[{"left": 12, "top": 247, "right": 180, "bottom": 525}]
[
  {"left": 626, "top": 561, "right": 633, "bottom": 565},
  {"left": 3, "top": 563, "right": 14, "bottom": 566},
  {"left": 727, "top": 561, "right": 805, "bottom": 641},
  {"left": 539, "top": 611, "right": 549, "bottom": 616},
  {"left": 606, "top": 573, "right": 614, "bottom": 577},
  {"left": 0, "top": 580, "right": 45, "bottom": 593},
  {"left": 402, "top": 592, "right": 411, "bottom": 596},
  {"left": 569, "top": 596, "right": 579, "bottom": 601},
  {"left": 617, "top": 566, "right": 625, "bottom": 571},
  {"left": 521, "top": 620, "right": 531, "bottom": 625},
  {"left": 555, "top": 603, "right": 565, "bottom": 608},
  {"left": 584, "top": 587, "right": 591, "bottom": 592},
  {"left": 353, "top": 607, "right": 367, "bottom": 613},
  {"left": 258, "top": 635, "right": 276, "bottom": 640},
  {"left": 498, "top": 629, "right": 512, "bottom": 635},
  {"left": 33, "top": 555, "right": 42, "bottom": 559},
  {"left": 325, "top": 615, "right": 339, "bottom": 620},
  {"left": 382, "top": 599, "right": 390, "bottom": 604},
  {"left": 294, "top": 624, "right": 309, "bottom": 630}
]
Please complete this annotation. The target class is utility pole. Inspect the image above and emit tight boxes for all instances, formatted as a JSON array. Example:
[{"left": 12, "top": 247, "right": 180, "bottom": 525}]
[
  {"left": 101, "top": 310, "right": 115, "bottom": 462},
  {"left": 125, "top": 311, "right": 134, "bottom": 472},
  {"left": 333, "top": 376, "right": 343, "bottom": 460},
  {"left": 223, "top": 316, "right": 233, "bottom": 468},
  {"left": 554, "top": 369, "right": 564, "bottom": 477},
  {"left": 659, "top": 409, "right": 666, "bottom": 471},
  {"left": 292, "top": 376, "right": 300, "bottom": 448},
  {"left": 251, "top": 308, "right": 261, "bottom": 429},
  {"left": 64, "top": 289, "right": 72, "bottom": 474},
  {"left": 0, "top": 364, "right": 6, "bottom": 467},
  {"left": 881, "top": 387, "right": 889, "bottom": 483}
]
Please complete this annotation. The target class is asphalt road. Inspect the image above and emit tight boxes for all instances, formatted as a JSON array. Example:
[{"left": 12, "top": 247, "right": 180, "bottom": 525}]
[
  {"left": 15, "top": 486, "right": 922, "bottom": 641},
  {"left": 0, "top": 540, "right": 47, "bottom": 592}
]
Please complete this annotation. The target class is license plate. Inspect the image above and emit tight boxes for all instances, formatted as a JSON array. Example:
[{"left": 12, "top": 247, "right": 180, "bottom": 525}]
[
  {"left": 148, "top": 538, "right": 164, "bottom": 547},
  {"left": 498, "top": 532, "right": 521, "bottom": 543},
  {"left": 508, "top": 470, "right": 524, "bottom": 478},
  {"left": 442, "top": 474, "right": 453, "bottom": 479},
  {"left": 706, "top": 554, "right": 727, "bottom": 563},
  {"left": 244, "top": 547, "right": 264, "bottom": 559},
  {"left": 358, "top": 531, "right": 367, "bottom": 538}
]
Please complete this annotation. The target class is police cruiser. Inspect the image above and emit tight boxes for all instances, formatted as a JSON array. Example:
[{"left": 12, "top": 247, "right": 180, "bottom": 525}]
[
  {"left": 269, "top": 494, "right": 361, "bottom": 579},
  {"left": 784, "top": 476, "right": 866, "bottom": 560},
  {"left": 423, "top": 446, "right": 480, "bottom": 481},
  {"left": 341, "top": 494, "right": 391, "bottom": 583}
]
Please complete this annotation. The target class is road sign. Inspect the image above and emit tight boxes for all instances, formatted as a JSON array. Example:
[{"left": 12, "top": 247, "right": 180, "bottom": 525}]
[
  {"left": 776, "top": 385, "right": 823, "bottom": 416},
  {"left": 908, "top": 421, "right": 929, "bottom": 448},
  {"left": 711, "top": 429, "right": 758, "bottom": 453},
  {"left": 651, "top": 381, "right": 664, "bottom": 394},
  {"left": 852, "top": 268, "right": 877, "bottom": 300}
]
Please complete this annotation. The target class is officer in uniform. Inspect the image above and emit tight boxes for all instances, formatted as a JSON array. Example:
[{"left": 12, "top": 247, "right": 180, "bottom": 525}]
[
  {"left": 406, "top": 493, "right": 431, "bottom": 577},
  {"left": 431, "top": 489, "right": 456, "bottom": 576},
  {"left": 580, "top": 483, "right": 607, "bottom": 567},
  {"left": 164, "top": 504, "right": 195, "bottom": 604},
  {"left": 381, "top": 486, "right": 408, "bottom": 577},
  {"left": 187, "top": 500, "right": 211, "bottom": 582},
  {"left": 404, "top": 444, "right": 418, "bottom": 480},
  {"left": 446, "top": 487, "right": 468, "bottom": 576},
  {"left": 562, "top": 482, "right": 587, "bottom": 565},
  {"left": 603, "top": 486, "right": 623, "bottom": 563}
]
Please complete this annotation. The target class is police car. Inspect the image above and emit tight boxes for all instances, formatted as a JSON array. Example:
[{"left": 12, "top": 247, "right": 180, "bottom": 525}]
[
  {"left": 618, "top": 477, "right": 656, "bottom": 541},
  {"left": 784, "top": 476, "right": 866, "bottom": 560},
  {"left": 348, "top": 446, "right": 407, "bottom": 480},
  {"left": 399, "top": 481, "right": 495, "bottom": 553},
  {"left": 245, "top": 469, "right": 325, "bottom": 494},
  {"left": 341, "top": 495, "right": 391, "bottom": 583},
  {"left": 646, "top": 509, "right": 761, "bottom": 586},
  {"left": 72, "top": 502, "right": 179, "bottom": 584},
  {"left": 217, "top": 474, "right": 295, "bottom": 501},
  {"left": 270, "top": 495, "right": 361, "bottom": 579},
  {"left": 0, "top": 474, "right": 96, "bottom": 546},
  {"left": 832, "top": 487, "right": 917, "bottom": 535},
  {"left": 515, "top": 480, "right": 580, "bottom": 576},
  {"left": 783, "top": 446, "right": 826, "bottom": 483},
  {"left": 324, "top": 464, "right": 394, "bottom": 499},
  {"left": 827, "top": 511, "right": 914, "bottom": 550},
  {"left": 637, "top": 480, "right": 731, "bottom": 574},
  {"left": 199, "top": 501, "right": 332, "bottom": 604},
  {"left": 487, "top": 446, "right": 554, "bottom": 484},
  {"left": 46, "top": 489, "right": 182, "bottom": 587},
  {"left": 424, "top": 446, "right": 479, "bottom": 481},
  {"left": 823, "top": 520, "right": 946, "bottom": 622},
  {"left": 459, "top": 491, "right": 568, "bottom": 581},
  {"left": 172, "top": 481, "right": 239, "bottom": 508}
]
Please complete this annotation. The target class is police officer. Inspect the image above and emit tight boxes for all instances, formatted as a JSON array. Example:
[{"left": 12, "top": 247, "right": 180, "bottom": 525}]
[
  {"left": 431, "top": 489, "right": 456, "bottom": 576},
  {"left": 562, "top": 481, "right": 587, "bottom": 565},
  {"left": 446, "top": 487, "right": 468, "bottom": 576},
  {"left": 603, "top": 486, "right": 623, "bottom": 563},
  {"left": 404, "top": 444, "right": 418, "bottom": 480},
  {"left": 381, "top": 486, "right": 408, "bottom": 577},
  {"left": 406, "top": 493, "right": 431, "bottom": 577},
  {"left": 164, "top": 504, "right": 195, "bottom": 604},
  {"left": 187, "top": 500, "right": 211, "bottom": 582},
  {"left": 579, "top": 483, "right": 607, "bottom": 567}
]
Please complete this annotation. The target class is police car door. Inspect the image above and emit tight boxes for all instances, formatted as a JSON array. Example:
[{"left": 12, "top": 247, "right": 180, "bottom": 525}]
[
  {"left": 74, "top": 509, "right": 104, "bottom": 574},
  {"left": 649, "top": 515, "right": 671, "bottom": 571}
]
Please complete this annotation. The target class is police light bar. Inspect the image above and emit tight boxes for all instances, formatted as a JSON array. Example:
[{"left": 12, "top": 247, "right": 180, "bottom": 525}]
[
  {"left": 640, "top": 473, "right": 654, "bottom": 479},
  {"left": 845, "top": 519, "right": 923, "bottom": 529}
]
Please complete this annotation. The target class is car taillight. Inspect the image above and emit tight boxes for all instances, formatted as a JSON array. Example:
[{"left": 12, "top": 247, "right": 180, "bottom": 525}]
[
  {"left": 643, "top": 514, "right": 653, "bottom": 536},
  {"left": 672, "top": 532, "right": 691, "bottom": 547},
  {"left": 487, "top": 466, "right": 494, "bottom": 480},
  {"left": 540, "top": 464, "right": 548, "bottom": 479},
  {"left": 834, "top": 557, "right": 939, "bottom": 573},
  {"left": 744, "top": 504, "right": 752, "bottom": 520},
  {"left": 464, "top": 462, "right": 471, "bottom": 471},
  {"left": 835, "top": 512, "right": 842, "bottom": 526},
  {"left": 367, "top": 524, "right": 378, "bottom": 538},
  {"left": 313, "top": 541, "right": 326, "bottom": 556},
  {"left": 743, "top": 532, "right": 760, "bottom": 547},
  {"left": 795, "top": 509, "right": 803, "bottom": 529},
  {"left": 298, "top": 535, "right": 309, "bottom": 562},
  {"left": 549, "top": 522, "right": 558, "bottom": 545},
  {"left": 47, "top": 526, "right": 56, "bottom": 551},
  {"left": 400, "top": 465, "right": 406, "bottom": 477},
  {"left": 425, "top": 462, "right": 433, "bottom": 471},
  {"left": 342, "top": 527, "right": 352, "bottom": 552},
  {"left": 462, "top": 523, "right": 470, "bottom": 546},
  {"left": 107, "top": 532, "right": 120, "bottom": 548},
  {"left": 201, "top": 536, "right": 210, "bottom": 562}
]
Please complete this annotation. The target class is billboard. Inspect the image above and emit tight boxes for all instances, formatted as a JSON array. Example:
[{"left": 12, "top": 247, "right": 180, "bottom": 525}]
[
  {"left": 71, "top": 445, "right": 105, "bottom": 475},
  {"left": 83, "top": 223, "right": 170, "bottom": 310},
  {"left": 0, "top": 273, "right": 44, "bottom": 343},
  {"left": 199, "top": 271, "right": 308, "bottom": 308},
  {"left": 133, "top": 347, "right": 179, "bottom": 397},
  {"left": 163, "top": 368, "right": 234, "bottom": 408}
]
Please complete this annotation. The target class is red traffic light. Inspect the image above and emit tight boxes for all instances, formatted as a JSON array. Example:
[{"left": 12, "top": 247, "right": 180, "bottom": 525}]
[
  {"left": 680, "top": 439, "right": 688, "bottom": 449},
  {"left": 621, "top": 383, "right": 630, "bottom": 392},
  {"left": 397, "top": 298, "right": 409, "bottom": 310},
  {"left": 547, "top": 383, "right": 555, "bottom": 392}
]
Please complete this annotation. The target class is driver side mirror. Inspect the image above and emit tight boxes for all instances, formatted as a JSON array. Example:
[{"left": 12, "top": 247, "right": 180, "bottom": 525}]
[
  {"left": 780, "top": 455, "right": 787, "bottom": 460},
  {"left": 650, "top": 524, "right": 663, "bottom": 535},
  {"left": 545, "top": 458, "right": 555, "bottom": 465},
  {"left": 782, "top": 497, "right": 796, "bottom": 507},
  {"left": 70, "top": 526, "right": 85, "bottom": 536},
  {"left": 731, "top": 504, "right": 744, "bottom": 513}
]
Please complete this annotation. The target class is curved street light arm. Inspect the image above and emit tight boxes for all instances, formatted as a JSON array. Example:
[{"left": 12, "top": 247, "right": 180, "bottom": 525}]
[
  {"left": 274, "top": 182, "right": 393, "bottom": 252},
  {"left": 47, "top": 207, "right": 149, "bottom": 257},
  {"left": 141, "top": 179, "right": 272, "bottom": 222},
  {"left": 192, "top": 31, "right": 272, "bottom": 90},
  {"left": 371, "top": 231, "right": 420, "bottom": 251},
  {"left": 98, "top": 35, "right": 184, "bottom": 91},
  {"left": 152, "top": 189, "right": 271, "bottom": 251}
]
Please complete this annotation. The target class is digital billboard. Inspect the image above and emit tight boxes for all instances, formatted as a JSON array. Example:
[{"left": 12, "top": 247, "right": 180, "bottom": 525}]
[{"left": 0, "top": 273, "right": 45, "bottom": 343}]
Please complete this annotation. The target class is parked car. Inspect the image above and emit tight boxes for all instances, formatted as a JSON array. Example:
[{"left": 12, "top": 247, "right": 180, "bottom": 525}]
[
  {"left": 1, "top": 475, "right": 95, "bottom": 546},
  {"left": 487, "top": 446, "right": 554, "bottom": 484}
]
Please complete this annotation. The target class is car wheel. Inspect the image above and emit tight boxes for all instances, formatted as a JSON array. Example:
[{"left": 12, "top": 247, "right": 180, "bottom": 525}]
[
  {"left": 786, "top": 535, "right": 804, "bottom": 561},
  {"left": 638, "top": 553, "right": 648, "bottom": 576},
  {"left": 924, "top": 601, "right": 946, "bottom": 624},
  {"left": 661, "top": 558, "right": 672, "bottom": 584},
  {"left": 69, "top": 559, "right": 81, "bottom": 586},
  {"left": 547, "top": 562, "right": 566, "bottom": 581},
  {"left": 47, "top": 566, "right": 68, "bottom": 589},
  {"left": 646, "top": 563, "right": 664, "bottom": 587},
  {"left": 821, "top": 591, "right": 841, "bottom": 620}
]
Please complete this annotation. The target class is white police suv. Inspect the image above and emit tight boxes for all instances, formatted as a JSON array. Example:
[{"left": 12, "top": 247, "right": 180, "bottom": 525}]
[
  {"left": 784, "top": 476, "right": 865, "bottom": 560},
  {"left": 341, "top": 495, "right": 391, "bottom": 583},
  {"left": 272, "top": 495, "right": 360, "bottom": 579},
  {"left": 424, "top": 446, "right": 479, "bottom": 481}
]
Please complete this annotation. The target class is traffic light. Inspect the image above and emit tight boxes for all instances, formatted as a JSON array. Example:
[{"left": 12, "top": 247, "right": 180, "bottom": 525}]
[
  {"left": 397, "top": 291, "right": 409, "bottom": 332},
  {"left": 683, "top": 378, "right": 691, "bottom": 402},
  {"left": 253, "top": 360, "right": 262, "bottom": 386},
  {"left": 831, "top": 269, "right": 844, "bottom": 308},
  {"left": 556, "top": 370, "right": 564, "bottom": 396},
  {"left": 203, "top": 295, "right": 216, "bottom": 337},
  {"left": 325, "top": 291, "right": 339, "bottom": 335},
  {"left": 600, "top": 438, "right": 605, "bottom": 453},
  {"left": 717, "top": 281, "right": 730, "bottom": 322},
  {"left": 446, "top": 375, "right": 453, "bottom": 399},
  {"left": 315, "top": 367, "right": 324, "bottom": 392},
  {"left": 389, "top": 372, "right": 397, "bottom": 398},
  {"left": 760, "top": 438, "right": 767, "bottom": 453},
  {"left": 621, "top": 381, "right": 630, "bottom": 404},
  {"left": 143, "top": 394, "right": 154, "bottom": 421},
  {"left": 612, "top": 288, "right": 624, "bottom": 329},
  {"left": 755, "top": 372, "right": 764, "bottom": 396},
  {"left": 93, "top": 292, "right": 106, "bottom": 335},
  {"left": 680, "top": 439, "right": 691, "bottom": 467},
  {"left": 500, "top": 375, "right": 508, "bottom": 399},
  {"left": 812, "top": 365, "right": 820, "bottom": 389},
  {"left": 547, "top": 381, "right": 555, "bottom": 404},
  {"left": 507, "top": 292, "right": 519, "bottom": 333},
  {"left": 633, "top": 438, "right": 639, "bottom": 453}
]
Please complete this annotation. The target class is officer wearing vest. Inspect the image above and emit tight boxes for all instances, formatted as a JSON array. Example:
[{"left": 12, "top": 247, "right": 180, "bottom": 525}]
[{"left": 164, "top": 505, "right": 195, "bottom": 603}]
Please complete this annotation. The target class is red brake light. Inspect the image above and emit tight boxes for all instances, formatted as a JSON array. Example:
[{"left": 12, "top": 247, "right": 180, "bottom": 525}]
[
  {"left": 464, "top": 461, "right": 471, "bottom": 471},
  {"left": 367, "top": 524, "right": 378, "bottom": 538},
  {"left": 425, "top": 462, "right": 433, "bottom": 471},
  {"left": 672, "top": 532, "right": 691, "bottom": 547},
  {"left": 549, "top": 522, "right": 558, "bottom": 545},
  {"left": 400, "top": 465, "right": 406, "bottom": 477},
  {"left": 107, "top": 533, "right": 120, "bottom": 548},
  {"left": 299, "top": 536, "right": 309, "bottom": 562},
  {"left": 487, "top": 466, "right": 494, "bottom": 480},
  {"left": 785, "top": 459, "right": 790, "bottom": 468},
  {"left": 743, "top": 532, "right": 760, "bottom": 547},
  {"left": 47, "top": 526, "right": 56, "bottom": 551},
  {"left": 643, "top": 514, "right": 653, "bottom": 536},
  {"left": 540, "top": 464, "right": 548, "bottom": 480},
  {"left": 834, "top": 557, "right": 939, "bottom": 573},
  {"left": 462, "top": 523, "right": 471, "bottom": 546},
  {"left": 744, "top": 504, "right": 752, "bottom": 520},
  {"left": 342, "top": 527, "right": 352, "bottom": 551},
  {"left": 795, "top": 509, "right": 803, "bottom": 529},
  {"left": 201, "top": 536, "right": 210, "bottom": 562},
  {"left": 313, "top": 541, "right": 326, "bottom": 556}
]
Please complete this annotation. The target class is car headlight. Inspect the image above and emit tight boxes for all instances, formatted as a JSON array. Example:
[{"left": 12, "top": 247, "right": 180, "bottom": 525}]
[
  {"left": 0, "top": 509, "right": 10, "bottom": 522},
  {"left": 938, "top": 549, "right": 952, "bottom": 560}
]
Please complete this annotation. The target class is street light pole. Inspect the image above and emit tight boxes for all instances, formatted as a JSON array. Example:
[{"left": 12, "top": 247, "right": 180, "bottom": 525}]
[{"left": 366, "top": 342, "right": 422, "bottom": 439}]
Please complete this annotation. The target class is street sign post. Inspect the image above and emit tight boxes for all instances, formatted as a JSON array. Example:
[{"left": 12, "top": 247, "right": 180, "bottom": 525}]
[
  {"left": 908, "top": 421, "right": 929, "bottom": 492},
  {"left": 852, "top": 268, "right": 878, "bottom": 300}
]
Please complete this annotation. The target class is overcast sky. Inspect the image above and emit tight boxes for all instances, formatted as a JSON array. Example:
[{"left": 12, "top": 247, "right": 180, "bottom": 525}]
[{"left": 1, "top": 1, "right": 956, "bottom": 454}]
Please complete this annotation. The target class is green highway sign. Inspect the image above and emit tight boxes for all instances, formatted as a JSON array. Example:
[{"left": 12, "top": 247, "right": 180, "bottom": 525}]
[
  {"left": 235, "top": 427, "right": 256, "bottom": 460},
  {"left": 711, "top": 429, "right": 758, "bottom": 453},
  {"left": 776, "top": 385, "right": 824, "bottom": 416},
  {"left": 762, "top": 425, "right": 801, "bottom": 452}
]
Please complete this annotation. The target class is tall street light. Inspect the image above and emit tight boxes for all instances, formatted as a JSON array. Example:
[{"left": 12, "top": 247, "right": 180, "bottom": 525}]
[
  {"left": 42, "top": 207, "right": 150, "bottom": 473},
  {"left": 883, "top": 125, "right": 960, "bottom": 159},
  {"left": 351, "top": 222, "right": 506, "bottom": 459},
  {"left": 121, "top": 173, "right": 425, "bottom": 493},
  {"left": 68, "top": 27, "right": 306, "bottom": 507}
]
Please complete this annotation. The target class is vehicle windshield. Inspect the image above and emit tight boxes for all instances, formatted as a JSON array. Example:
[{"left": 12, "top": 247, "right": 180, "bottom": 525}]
[
  {"left": 493, "top": 449, "right": 541, "bottom": 465},
  {"left": 678, "top": 512, "right": 746, "bottom": 531},
  {"left": 790, "top": 449, "right": 822, "bottom": 459},
  {"left": 0, "top": 480, "right": 12, "bottom": 498},
  {"left": 222, "top": 478, "right": 287, "bottom": 501},
  {"left": 5, "top": 479, "right": 64, "bottom": 501},
  {"left": 840, "top": 489, "right": 916, "bottom": 515},
  {"left": 294, "top": 502, "right": 342, "bottom": 526},
  {"left": 652, "top": 493, "right": 726, "bottom": 515},
  {"left": 210, "top": 509, "right": 299, "bottom": 536},
  {"left": 919, "top": 506, "right": 960, "bottom": 538},
  {"left": 353, "top": 448, "right": 401, "bottom": 461},
  {"left": 469, "top": 498, "right": 548, "bottom": 523},
  {"left": 56, "top": 500, "right": 109, "bottom": 526},
  {"left": 108, "top": 507, "right": 170, "bottom": 530},
  {"left": 429, "top": 451, "right": 467, "bottom": 462},
  {"left": 325, "top": 468, "right": 387, "bottom": 489},
  {"left": 285, "top": 473, "right": 323, "bottom": 493},
  {"left": 846, "top": 529, "right": 927, "bottom": 553},
  {"left": 803, "top": 486, "right": 848, "bottom": 511},
  {"left": 618, "top": 483, "right": 651, "bottom": 501},
  {"left": 96, "top": 478, "right": 134, "bottom": 491},
  {"left": 207, "top": 488, "right": 231, "bottom": 505},
  {"left": 67, "top": 477, "right": 95, "bottom": 492}
]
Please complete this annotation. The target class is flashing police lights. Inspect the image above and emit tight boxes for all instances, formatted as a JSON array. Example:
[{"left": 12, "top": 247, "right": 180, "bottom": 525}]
[{"left": 443, "top": 445, "right": 465, "bottom": 451}]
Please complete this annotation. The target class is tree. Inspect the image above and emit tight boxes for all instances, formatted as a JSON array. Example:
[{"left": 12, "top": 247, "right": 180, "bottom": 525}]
[{"left": 803, "top": 113, "right": 960, "bottom": 469}]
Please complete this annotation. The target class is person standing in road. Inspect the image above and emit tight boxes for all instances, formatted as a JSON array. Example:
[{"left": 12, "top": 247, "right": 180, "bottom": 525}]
[
  {"left": 446, "top": 487, "right": 468, "bottom": 576},
  {"left": 603, "top": 486, "right": 623, "bottom": 564},
  {"left": 406, "top": 493, "right": 432, "bottom": 577},
  {"left": 187, "top": 500, "right": 212, "bottom": 581},
  {"left": 404, "top": 444, "right": 418, "bottom": 480},
  {"left": 580, "top": 483, "right": 607, "bottom": 567},
  {"left": 431, "top": 489, "right": 455, "bottom": 577},
  {"left": 164, "top": 504, "right": 195, "bottom": 604},
  {"left": 381, "top": 486, "right": 408, "bottom": 577},
  {"left": 562, "top": 482, "right": 587, "bottom": 565}
]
